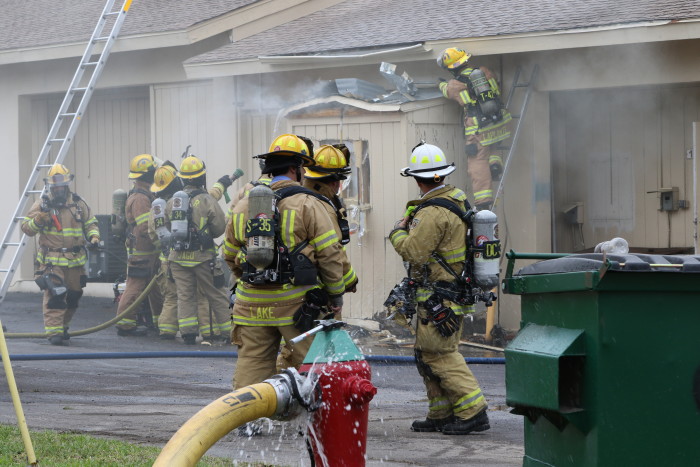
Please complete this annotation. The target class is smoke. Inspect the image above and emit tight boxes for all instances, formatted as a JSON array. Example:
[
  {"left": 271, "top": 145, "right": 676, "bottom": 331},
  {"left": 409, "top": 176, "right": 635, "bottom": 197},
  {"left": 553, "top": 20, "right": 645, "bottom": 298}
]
[{"left": 236, "top": 75, "right": 338, "bottom": 114}]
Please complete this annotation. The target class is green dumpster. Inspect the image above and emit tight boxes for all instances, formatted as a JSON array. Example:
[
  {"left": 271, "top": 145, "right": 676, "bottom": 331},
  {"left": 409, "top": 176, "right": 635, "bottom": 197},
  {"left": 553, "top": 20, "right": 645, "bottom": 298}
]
[{"left": 503, "top": 251, "right": 700, "bottom": 466}]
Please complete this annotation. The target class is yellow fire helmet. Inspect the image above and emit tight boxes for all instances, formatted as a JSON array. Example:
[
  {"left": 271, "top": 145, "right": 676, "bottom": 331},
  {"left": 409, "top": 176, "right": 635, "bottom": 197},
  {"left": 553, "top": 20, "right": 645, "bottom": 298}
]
[
  {"left": 438, "top": 47, "right": 472, "bottom": 70},
  {"left": 259, "top": 134, "right": 315, "bottom": 166},
  {"left": 45, "top": 163, "right": 74, "bottom": 186},
  {"left": 178, "top": 155, "right": 206, "bottom": 179},
  {"left": 128, "top": 154, "right": 157, "bottom": 179},
  {"left": 150, "top": 165, "right": 178, "bottom": 192},
  {"left": 305, "top": 145, "right": 352, "bottom": 180}
]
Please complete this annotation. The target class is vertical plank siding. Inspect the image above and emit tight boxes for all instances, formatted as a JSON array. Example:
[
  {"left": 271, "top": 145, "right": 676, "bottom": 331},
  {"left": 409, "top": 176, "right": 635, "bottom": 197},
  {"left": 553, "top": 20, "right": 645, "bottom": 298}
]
[{"left": 22, "top": 88, "right": 150, "bottom": 279}]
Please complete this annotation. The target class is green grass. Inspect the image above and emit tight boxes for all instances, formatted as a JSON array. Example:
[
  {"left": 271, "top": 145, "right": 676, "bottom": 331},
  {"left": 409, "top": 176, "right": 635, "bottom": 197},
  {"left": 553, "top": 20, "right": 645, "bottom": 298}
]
[{"left": 0, "top": 424, "right": 269, "bottom": 466}]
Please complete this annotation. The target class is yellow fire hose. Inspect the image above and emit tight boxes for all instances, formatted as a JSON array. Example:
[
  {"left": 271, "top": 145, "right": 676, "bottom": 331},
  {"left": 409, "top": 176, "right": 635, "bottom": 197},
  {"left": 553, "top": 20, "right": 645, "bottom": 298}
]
[
  {"left": 0, "top": 319, "right": 38, "bottom": 465},
  {"left": 5, "top": 272, "right": 162, "bottom": 339},
  {"left": 154, "top": 382, "right": 278, "bottom": 467}
]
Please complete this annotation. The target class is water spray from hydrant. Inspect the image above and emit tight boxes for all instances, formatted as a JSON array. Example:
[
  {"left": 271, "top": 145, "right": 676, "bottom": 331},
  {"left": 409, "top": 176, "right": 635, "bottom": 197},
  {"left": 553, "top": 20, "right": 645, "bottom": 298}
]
[{"left": 154, "top": 319, "right": 376, "bottom": 467}]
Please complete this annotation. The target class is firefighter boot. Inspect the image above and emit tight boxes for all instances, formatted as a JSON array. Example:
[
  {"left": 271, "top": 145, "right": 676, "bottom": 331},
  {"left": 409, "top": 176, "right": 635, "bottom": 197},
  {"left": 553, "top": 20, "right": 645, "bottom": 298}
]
[
  {"left": 182, "top": 334, "right": 197, "bottom": 345},
  {"left": 48, "top": 335, "right": 66, "bottom": 346},
  {"left": 441, "top": 409, "right": 490, "bottom": 435},
  {"left": 410, "top": 415, "right": 455, "bottom": 432}
]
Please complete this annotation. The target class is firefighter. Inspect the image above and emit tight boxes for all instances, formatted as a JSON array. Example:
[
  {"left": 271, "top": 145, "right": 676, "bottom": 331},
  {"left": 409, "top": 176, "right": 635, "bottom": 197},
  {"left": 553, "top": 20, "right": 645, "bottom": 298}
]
[
  {"left": 437, "top": 47, "right": 512, "bottom": 210},
  {"left": 149, "top": 162, "right": 234, "bottom": 343},
  {"left": 115, "top": 154, "right": 163, "bottom": 336},
  {"left": 388, "top": 142, "right": 490, "bottom": 435},
  {"left": 302, "top": 144, "right": 359, "bottom": 310},
  {"left": 166, "top": 156, "right": 231, "bottom": 345},
  {"left": 21, "top": 164, "right": 100, "bottom": 346},
  {"left": 275, "top": 143, "right": 360, "bottom": 371},
  {"left": 224, "top": 134, "right": 346, "bottom": 391}
]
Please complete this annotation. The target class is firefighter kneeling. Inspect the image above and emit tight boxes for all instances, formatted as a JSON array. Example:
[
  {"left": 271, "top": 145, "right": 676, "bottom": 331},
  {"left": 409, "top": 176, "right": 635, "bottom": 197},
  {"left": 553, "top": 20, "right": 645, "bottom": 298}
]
[{"left": 388, "top": 141, "right": 496, "bottom": 435}]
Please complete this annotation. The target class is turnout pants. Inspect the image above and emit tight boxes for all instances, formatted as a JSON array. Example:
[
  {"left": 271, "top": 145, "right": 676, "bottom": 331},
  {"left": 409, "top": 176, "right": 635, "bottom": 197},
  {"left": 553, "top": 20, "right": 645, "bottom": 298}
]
[
  {"left": 40, "top": 265, "right": 84, "bottom": 337},
  {"left": 414, "top": 305, "right": 487, "bottom": 421},
  {"left": 156, "top": 261, "right": 178, "bottom": 336},
  {"left": 116, "top": 255, "right": 162, "bottom": 330},
  {"left": 466, "top": 132, "right": 503, "bottom": 209},
  {"left": 232, "top": 322, "right": 312, "bottom": 390},
  {"left": 170, "top": 261, "right": 230, "bottom": 337}
]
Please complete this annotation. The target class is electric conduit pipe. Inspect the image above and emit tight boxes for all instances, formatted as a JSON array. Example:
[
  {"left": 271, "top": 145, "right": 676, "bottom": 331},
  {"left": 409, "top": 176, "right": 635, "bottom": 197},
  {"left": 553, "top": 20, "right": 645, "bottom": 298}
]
[
  {"left": 5, "top": 272, "right": 162, "bottom": 339},
  {"left": 154, "top": 369, "right": 312, "bottom": 467}
]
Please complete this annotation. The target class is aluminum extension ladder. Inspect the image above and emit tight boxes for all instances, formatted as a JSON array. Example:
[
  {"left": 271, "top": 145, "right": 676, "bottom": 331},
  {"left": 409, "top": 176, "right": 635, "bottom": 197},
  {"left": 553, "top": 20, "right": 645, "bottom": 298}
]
[
  {"left": 492, "top": 65, "right": 539, "bottom": 210},
  {"left": 0, "top": 0, "right": 133, "bottom": 307}
]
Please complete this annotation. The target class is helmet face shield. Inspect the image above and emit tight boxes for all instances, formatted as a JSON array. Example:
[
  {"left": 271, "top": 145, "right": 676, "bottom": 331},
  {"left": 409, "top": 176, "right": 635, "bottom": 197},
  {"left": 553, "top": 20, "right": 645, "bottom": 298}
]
[
  {"left": 46, "top": 173, "right": 73, "bottom": 187},
  {"left": 50, "top": 185, "right": 69, "bottom": 205}
]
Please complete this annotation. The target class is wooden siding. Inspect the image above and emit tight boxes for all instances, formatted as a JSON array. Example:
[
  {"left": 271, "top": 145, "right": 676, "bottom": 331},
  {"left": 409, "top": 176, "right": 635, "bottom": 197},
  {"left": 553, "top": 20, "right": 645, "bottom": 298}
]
[
  {"left": 152, "top": 81, "right": 213, "bottom": 162},
  {"left": 551, "top": 85, "right": 700, "bottom": 252}
]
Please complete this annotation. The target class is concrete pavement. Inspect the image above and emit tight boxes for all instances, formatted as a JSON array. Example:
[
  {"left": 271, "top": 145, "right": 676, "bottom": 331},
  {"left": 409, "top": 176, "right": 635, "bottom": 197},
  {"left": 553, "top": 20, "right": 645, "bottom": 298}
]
[{"left": 0, "top": 292, "right": 524, "bottom": 466}]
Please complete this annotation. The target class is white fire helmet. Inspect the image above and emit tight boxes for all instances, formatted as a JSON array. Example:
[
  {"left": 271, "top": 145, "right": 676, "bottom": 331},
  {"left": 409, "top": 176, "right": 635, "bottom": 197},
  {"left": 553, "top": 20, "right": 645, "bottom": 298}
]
[{"left": 400, "top": 142, "right": 456, "bottom": 179}]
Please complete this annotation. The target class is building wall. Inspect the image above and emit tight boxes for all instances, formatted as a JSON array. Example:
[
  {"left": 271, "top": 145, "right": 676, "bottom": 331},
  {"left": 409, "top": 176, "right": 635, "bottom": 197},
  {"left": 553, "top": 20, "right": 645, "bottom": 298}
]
[{"left": 551, "top": 85, "right": 700, "bottom": 252}]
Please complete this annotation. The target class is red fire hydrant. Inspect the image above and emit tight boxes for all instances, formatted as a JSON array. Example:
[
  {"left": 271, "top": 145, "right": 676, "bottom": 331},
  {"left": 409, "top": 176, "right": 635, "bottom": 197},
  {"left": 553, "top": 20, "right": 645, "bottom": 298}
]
[{"left": 298, "top": 325, "right": 377, "bottom": 466}]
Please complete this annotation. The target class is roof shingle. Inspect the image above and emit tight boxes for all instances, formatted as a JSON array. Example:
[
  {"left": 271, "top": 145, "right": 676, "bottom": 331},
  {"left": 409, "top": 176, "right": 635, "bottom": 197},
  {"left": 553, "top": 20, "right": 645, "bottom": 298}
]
[
  {"left": 186, "top": 0, "right": 700, "bottom": 64},
  {"left": 0, "top": 0, "right": 258, "bottom": 52}
]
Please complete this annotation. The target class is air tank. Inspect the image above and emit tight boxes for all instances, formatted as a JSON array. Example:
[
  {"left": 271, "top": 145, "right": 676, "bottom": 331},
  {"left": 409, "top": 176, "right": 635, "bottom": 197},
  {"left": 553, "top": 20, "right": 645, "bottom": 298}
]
[
  {"left": 472, "top": 209, "right": 501, "bottom": 289},
  {"left": 246, "top": 184, "right": 276, "bottom": 272}
]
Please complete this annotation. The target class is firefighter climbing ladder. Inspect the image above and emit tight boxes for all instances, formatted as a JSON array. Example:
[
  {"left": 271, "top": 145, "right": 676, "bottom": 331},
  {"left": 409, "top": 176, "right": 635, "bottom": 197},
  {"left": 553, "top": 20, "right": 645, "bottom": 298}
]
[
  {"left": 492, "top": 64, "right": 539, "bottom": 210},
  {"left": 0, "top": 0, "right": 133, "bottom": 308}
]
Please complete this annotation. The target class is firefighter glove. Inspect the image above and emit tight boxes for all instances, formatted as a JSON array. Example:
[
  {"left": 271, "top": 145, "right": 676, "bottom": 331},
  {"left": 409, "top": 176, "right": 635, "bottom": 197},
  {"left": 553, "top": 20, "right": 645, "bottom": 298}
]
[
  {"left": 293, "top": 303, "right": 321, "bottom": 333},
  {"left": 425, "top": 295, "right": 461, "bottom": 338},
  {"left": 89, "top": 236, "right": 100, "bottom": 249},
  {"left": 217, "top": 175, "right": 233, "bottom": 189},
  {"left": 34, "top": 211, "right": 51, "bottom": 226}
]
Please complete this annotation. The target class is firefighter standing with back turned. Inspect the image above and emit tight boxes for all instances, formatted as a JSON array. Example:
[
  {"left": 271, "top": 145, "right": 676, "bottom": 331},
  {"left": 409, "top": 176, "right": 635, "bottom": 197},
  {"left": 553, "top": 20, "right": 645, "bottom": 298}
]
[
  {"left": 21, "top": 164, "right": 100, "bottom": 346},
  {"left": 388, "top": 142, "right": 490, "bottom": 435},
  {"left": 149, "top": 161, "right": 236, "bottom": 342},
  {"left": 275, "top": 143, "right": 360, "bottom": 370},
  {"left": 115, "top": 154, "right": 163, "bottom": 336},
  {"left": 224, "top": 134, "right": 346, "bottom": 392},
  {"left": 167, "top": 156, "right": 231, "bottom": 345},
  {"left": 438, "top": 47, "right": 511, "bottom": 211}
]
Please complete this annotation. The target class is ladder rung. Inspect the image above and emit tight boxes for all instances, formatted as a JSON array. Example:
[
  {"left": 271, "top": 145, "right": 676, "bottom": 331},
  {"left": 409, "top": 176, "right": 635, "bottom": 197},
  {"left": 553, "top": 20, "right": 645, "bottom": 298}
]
[
  {"left": 49, "top": 138, "right": 66, "bottom": 142},
  {"left": 27, "top": 190, "right": 43, "bottom": 194},
  {"left": 71, "top": 87, "right": 88, "bottom": 93},
  {"left": 104, "top": 11, "right": 121, "bottom": 16},
  {"left": 59, "top": 113, "right": 77, "bottom": 117},
  {"left": 94, "top": 36, "right": 112, "bottom": 42},
  {"left": 37, "top": 164, "right": 53, "bottom": 168},
  {"left": 3, "top": 242, "right": 21, "bottom": 247},
  {"left": 15, "top": 216, "right": 25, "bottom": 221},
  {"left": 82, "top": 61, "right": 100, "bottom": 67},
  {"left": 0, "top": 269, "right": 10, "bottom": 273}
]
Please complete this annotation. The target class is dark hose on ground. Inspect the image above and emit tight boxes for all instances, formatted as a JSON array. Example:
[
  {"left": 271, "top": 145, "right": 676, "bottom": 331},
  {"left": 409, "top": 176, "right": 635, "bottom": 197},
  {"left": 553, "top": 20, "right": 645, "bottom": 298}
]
[{"left": 4, "top": 351, "right": 505, "bottom": 364}]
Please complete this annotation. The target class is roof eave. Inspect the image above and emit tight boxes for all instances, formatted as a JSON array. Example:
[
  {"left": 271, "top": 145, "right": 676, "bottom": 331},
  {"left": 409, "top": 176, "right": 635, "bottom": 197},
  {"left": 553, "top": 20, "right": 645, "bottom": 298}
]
[
  {"left": 0, "top": 30, "right": 192, "bottom": 66},
  {"left": 184, "top": 18, "right": 700, "bottom": 79}
]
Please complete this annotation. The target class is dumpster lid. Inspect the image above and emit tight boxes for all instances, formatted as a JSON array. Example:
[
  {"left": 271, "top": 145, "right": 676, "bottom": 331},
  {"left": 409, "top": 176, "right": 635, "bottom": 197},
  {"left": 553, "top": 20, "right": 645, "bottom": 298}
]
[{"left": 515, "top": 253, "right": 700, "bottom": 276}]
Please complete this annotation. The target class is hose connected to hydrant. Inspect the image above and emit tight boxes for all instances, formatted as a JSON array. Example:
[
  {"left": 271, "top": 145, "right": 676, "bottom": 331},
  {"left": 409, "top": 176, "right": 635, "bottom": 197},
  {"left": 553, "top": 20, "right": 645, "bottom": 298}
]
[
  {"left": 154, "top": 320, "right": 378, "bottom": 467},
  {"left": 154, "top": 368, "right": 316, "bottom": 467}
]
